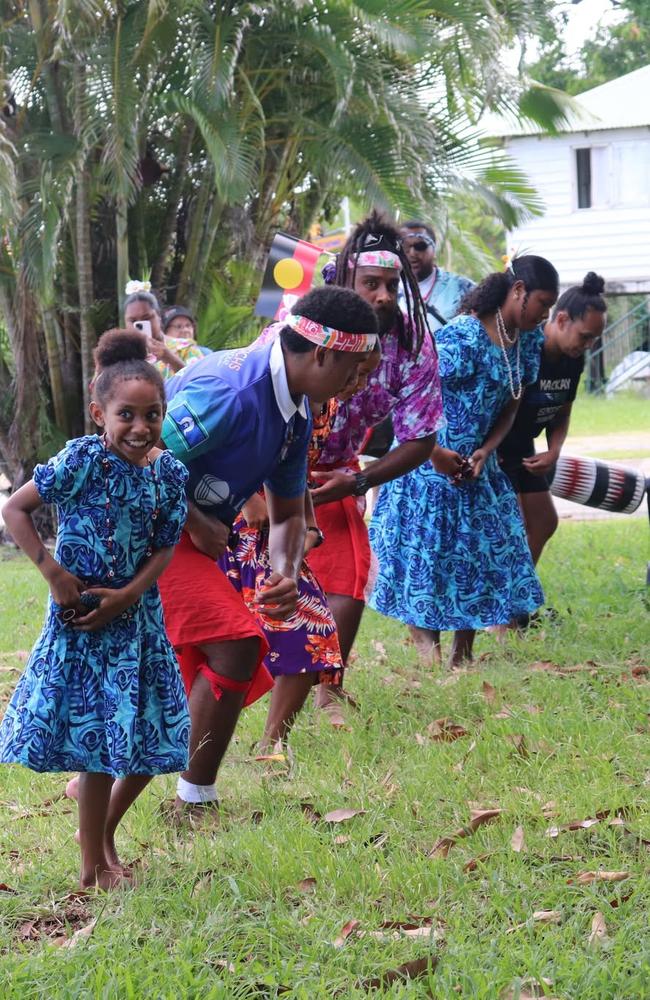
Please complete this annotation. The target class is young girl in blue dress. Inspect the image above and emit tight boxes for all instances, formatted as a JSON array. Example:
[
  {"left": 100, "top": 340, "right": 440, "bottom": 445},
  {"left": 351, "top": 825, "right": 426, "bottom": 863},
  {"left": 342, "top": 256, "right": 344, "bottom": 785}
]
[
  {"left": 369, "top": 256, "right": 559, "bottom": 667},
  {"left": 0, "top": 331, "right": 189, "bottom": 890}
]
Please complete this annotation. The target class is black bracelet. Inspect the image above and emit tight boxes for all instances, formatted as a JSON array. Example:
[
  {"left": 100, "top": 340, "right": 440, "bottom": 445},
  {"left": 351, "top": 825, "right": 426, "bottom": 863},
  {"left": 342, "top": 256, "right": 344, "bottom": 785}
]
[{"left": 352, "top": 472, "right": 371, "bottom": 496}]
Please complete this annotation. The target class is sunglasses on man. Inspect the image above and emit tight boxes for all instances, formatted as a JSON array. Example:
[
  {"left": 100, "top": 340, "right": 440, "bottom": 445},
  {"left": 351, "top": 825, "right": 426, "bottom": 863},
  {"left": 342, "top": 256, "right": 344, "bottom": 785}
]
[{"left": 404, "top": 236, "right": 435, "bottom": 252}]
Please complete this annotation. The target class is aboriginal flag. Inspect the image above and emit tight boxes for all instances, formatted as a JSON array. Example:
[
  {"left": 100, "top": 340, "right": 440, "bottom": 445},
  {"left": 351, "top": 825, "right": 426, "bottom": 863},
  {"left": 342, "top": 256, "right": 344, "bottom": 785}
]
[{"left": 255, "top": 232, "right": 327, "bottom": 319}]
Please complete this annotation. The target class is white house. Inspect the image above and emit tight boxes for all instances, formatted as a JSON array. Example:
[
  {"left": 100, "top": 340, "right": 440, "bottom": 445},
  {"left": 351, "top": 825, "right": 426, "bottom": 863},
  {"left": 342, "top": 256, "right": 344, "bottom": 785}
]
[{"left": 489, "top": 65, "right": 650, "bottom": 293}]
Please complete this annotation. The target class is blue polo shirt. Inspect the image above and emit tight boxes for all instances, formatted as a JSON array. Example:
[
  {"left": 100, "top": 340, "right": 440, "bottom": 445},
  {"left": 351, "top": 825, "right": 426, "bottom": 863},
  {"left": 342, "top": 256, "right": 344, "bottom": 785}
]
[{"left": 163, "top": 339, "right": 311, "bottom": 525}]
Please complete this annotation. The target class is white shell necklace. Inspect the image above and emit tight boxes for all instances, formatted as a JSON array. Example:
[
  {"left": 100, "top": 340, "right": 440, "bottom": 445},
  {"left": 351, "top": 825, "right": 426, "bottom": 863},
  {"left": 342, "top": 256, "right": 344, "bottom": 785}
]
[{"left": 494, "top": 309, "right": 522, "bottom": 400}]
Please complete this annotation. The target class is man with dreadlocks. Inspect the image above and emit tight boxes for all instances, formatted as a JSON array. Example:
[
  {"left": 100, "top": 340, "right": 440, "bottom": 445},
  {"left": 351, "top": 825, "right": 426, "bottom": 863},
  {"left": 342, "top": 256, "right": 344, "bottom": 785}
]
[{"left": 309, "top": 211, "right": 444, "bottom": 717}]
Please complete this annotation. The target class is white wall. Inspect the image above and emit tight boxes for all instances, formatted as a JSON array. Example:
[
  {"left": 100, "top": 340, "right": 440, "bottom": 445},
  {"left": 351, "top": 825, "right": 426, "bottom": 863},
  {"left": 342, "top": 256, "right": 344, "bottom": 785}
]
[{"left": 503, "top": 126, "right": 650, "bottom": 291}]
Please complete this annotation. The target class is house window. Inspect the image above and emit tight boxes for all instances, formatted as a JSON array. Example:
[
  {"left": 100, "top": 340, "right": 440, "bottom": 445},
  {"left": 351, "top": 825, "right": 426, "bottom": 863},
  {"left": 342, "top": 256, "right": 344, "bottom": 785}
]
[
  {"left": 576, "top": 148, "right": 591, "bottom": 208},
  {"left": 574, "top": 146, "right": 609, "bottom": 209}
]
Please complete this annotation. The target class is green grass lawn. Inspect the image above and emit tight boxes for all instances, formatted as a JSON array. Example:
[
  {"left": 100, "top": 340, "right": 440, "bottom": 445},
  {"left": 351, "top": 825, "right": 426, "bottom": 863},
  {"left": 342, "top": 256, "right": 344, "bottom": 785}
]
[
  {"left": 1, "top": 520, "right": 649, "bottom": 998},
  {"left": 567, "top": 389, "right": 650, "bottom": 441}
]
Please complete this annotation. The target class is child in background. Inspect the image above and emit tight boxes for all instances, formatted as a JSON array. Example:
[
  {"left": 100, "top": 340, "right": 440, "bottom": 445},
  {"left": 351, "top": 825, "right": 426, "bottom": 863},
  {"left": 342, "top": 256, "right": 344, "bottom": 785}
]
[
  {"left": 0, "top": 331, "right": 189, "bottom": 890},
  {"left": 369, "top": 256, "right": 559, "bottom": 666},
  {"left": 124, "top": 284, "right": 204, "bottom": 379}
]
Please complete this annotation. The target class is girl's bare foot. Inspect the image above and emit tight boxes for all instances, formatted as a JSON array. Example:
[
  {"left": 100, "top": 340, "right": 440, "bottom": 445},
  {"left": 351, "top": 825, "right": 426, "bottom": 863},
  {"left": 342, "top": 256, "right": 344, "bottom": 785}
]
[
  {"left": 79, "top": 863, "right": 130, "bottom": 891},
  {"left": 65, "top": 775, "right": 80, "bottom": 801},
  {"left": 75, "top": 829, "right": 132, "bottom": 877}
]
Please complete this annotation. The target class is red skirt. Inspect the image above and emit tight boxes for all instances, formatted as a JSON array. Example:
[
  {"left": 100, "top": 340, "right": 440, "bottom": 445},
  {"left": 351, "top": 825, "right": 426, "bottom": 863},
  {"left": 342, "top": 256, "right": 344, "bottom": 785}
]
[
  {"left": 158, "top": 532, "right": 273, "bottom": 707},
  {"left": 309, "top": 494, "right": 376, "bottom": 603}
]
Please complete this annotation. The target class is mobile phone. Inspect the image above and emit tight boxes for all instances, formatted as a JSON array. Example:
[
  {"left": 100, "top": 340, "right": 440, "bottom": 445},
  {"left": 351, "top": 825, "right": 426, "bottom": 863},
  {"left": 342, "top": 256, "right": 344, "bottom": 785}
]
[{"left": 133, "top": 319, "right": 152, "bottom": 337}]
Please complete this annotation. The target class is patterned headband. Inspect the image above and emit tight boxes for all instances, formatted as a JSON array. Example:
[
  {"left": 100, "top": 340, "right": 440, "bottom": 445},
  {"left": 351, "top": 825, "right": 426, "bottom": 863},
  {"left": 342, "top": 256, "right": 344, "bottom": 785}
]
[
  {"left": 348, "top": 250, "right": 402, "bottom": 271},
  {"left": 286, "top": 313, "right": 378, "bottom": 352}
]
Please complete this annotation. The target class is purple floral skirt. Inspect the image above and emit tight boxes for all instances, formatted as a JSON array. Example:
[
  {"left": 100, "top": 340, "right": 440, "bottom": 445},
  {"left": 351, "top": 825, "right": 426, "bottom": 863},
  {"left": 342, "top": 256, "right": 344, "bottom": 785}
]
[{"left": 219, "top": 525, "right": 343, "bottom": 683}]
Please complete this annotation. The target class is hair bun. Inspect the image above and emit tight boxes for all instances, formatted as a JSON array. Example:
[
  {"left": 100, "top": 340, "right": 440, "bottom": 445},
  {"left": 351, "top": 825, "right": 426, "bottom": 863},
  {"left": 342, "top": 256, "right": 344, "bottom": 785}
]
[
  {"left": 582, "top": 272, "right": 605, "bottom": 296},
  {"left": 94, "top": 329, "right": 148, "bottom": 369}
]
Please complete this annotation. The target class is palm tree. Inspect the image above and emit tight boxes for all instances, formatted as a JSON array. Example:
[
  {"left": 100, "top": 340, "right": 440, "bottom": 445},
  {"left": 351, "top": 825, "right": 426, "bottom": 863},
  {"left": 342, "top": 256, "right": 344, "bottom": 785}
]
[{"left": 0, "top": 0, "right": 575, "bottom": 490}]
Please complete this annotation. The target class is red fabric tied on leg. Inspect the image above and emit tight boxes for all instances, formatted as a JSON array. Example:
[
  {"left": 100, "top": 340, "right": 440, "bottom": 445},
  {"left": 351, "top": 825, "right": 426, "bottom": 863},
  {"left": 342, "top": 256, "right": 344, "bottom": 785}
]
[{"left": 177, "top": 645, "right": 273, "bottom": 706}]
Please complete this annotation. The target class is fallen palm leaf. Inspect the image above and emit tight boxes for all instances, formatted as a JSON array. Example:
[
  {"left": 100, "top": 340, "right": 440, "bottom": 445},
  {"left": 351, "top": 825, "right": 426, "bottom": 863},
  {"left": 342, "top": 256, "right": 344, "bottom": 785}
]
[{"left": 588, "top": 911, "right": 609, "bottom": 946}]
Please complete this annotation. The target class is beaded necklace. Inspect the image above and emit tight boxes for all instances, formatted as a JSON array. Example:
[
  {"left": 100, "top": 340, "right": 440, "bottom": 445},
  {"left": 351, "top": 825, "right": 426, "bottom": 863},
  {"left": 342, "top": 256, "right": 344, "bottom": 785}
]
[
  {"left": 101, "top": 435, "right": 161, "bottom": 581},
  {"left": 493, "top": 318, "right": 522, "bottom": 400}
]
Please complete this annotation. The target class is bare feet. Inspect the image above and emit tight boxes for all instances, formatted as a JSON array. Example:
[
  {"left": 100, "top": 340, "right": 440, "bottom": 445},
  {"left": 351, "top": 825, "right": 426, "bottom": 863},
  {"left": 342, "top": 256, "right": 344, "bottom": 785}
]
[
  {"left": 79, "top": 863, "right": 130, "bottom": 891},
  {"left": 65, "top": 775, "right": 80, "bottom": 801},
  {"left": 75, "top": 829, "right": 132, "bottom": 878}
]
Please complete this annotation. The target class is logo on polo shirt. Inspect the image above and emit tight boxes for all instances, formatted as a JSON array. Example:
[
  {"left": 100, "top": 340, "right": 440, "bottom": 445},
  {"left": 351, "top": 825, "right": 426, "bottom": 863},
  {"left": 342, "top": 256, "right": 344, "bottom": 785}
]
[
  {"left": 168, "top": 401, "right": 208, "bottom": 449},
  {"left": 195, "top": 475, "right": 231, "bottom": 507}
]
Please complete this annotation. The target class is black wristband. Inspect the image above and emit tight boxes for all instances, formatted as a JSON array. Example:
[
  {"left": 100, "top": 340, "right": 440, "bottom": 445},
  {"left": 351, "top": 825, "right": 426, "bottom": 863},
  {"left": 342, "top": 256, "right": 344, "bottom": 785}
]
[{"left": 352, "top": 472, "right": 371, "bottom": 496}]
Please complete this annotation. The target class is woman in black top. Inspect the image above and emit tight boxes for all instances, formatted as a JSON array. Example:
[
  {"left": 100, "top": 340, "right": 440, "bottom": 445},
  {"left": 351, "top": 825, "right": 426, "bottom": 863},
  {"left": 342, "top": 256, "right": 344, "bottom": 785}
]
[{"left": 498, "top": 273, "right": 607, "bottom": 565}]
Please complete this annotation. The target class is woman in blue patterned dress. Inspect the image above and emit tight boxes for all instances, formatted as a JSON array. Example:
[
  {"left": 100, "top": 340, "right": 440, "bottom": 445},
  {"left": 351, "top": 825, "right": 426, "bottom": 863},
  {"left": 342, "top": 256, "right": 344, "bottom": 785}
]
[
  {"left": 369, "top": 256, "right": 559, "bottom": 667},
  {"left": 0, "top": 331, "right": 189, "bottom": 890}
]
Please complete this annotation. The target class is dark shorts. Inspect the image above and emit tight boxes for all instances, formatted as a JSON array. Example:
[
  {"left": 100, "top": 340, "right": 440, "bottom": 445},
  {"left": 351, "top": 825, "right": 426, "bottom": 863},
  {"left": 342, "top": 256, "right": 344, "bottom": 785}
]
[{"left": 499, "top": 450, "right": 553, "bottom": 495}]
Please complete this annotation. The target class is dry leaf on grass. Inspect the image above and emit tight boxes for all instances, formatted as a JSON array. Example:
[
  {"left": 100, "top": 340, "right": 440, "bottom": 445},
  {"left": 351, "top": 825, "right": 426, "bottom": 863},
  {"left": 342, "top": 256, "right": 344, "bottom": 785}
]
[
  {"left": 545, "top": 808, "right": 625, "bottom": 838},
  {"left": 572, "top": 871, "right": 630, "bottom": 885},
  {"left": 55, "top": 919, "right": 96, "bottom": 949},
  {"left": 356, "top": 955, "right": 437, "bottom": 991},
  {"left": 414, "top": 732, "right": 426, "bottom": 746},
  {"left": 463, "top": 852, "right": 493, "bottom": 872},
  {"left": 511, "top": 826, "right": 526, "bottom": 853},
  {"left": 299, "top": 801, "right": 321, "bottom": 823},
  {"left": 428, "top": 808, "right": 502, "bottom": 858},
  {"left": 323, "top": 807, "right": 366, "bottom": 823},
  {"left": 0, "top": 883, "right": 18, "bottom": 894},
  {"left": 482, "top": 681, "right": 497, "bottom": 704},
  {"left": 427, "top": 717, "right": 469, "bottom": 742},
  {"left": 506, "top": 911, "right": 562, "bottom": 934},
  {"left": 588, "top": 911, "right": 609, "bottom": 946},
  {"left": 296, "top": 877, "right": 317, "bottom": 893},
  {"left": 494, "top": 706, "right": 514, "bottom": 719},
  {"left": 334, "top": 834, "right": 350, "bottom": 845},
  {"left": 333, "top": 919, "right": 361, "bottom": 948}
]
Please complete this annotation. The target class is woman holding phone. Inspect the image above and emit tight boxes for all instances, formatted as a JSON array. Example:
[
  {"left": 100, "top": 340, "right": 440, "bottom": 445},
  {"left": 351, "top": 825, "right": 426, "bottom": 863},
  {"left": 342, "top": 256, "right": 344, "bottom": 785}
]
[{"left": 124, "top": 284, "right": 204, "bottom": 380}]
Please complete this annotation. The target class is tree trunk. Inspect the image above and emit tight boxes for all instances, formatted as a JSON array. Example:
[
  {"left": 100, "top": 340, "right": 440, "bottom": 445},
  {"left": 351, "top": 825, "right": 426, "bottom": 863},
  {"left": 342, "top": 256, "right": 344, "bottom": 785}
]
[
  {"left": 0, "top": 277, "right": 44, "bottom": 488},
  {"left": 150, "top": 120, "right": 196, "bottom": 295},
  {"left": 73, "top": 64, "right": 96, "bottom": 432},
  {"left": 175, "top": 165, "right": 214, "bottom": 310},
  {"left": 116, "top": 190, "right": 129, "bottom": 315},
  {"left": 41, "top": 307, "right": 69, "bottom": 435}
]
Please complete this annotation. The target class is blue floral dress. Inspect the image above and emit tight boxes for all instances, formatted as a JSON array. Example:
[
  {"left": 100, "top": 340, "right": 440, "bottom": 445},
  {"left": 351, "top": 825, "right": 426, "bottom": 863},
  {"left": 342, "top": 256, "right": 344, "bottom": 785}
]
[
  {"left": 369, "top": 316, "right": 544, "bottom": 630},
  {"left": 0, "top": 436, "right": 190, "bottom": 778}
]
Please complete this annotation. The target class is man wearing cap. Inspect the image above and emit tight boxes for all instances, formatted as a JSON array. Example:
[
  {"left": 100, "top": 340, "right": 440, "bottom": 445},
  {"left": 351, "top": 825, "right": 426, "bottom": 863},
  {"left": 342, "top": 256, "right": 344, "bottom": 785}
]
[
  {"left": 308, "top": 212, "right": 444, "bottom": 718},
  {"left": 157, "top": 285, "right": 377, "bottom": 814},
  {"left": 398, "top": 221, "right": 474, "bottom": 332}
]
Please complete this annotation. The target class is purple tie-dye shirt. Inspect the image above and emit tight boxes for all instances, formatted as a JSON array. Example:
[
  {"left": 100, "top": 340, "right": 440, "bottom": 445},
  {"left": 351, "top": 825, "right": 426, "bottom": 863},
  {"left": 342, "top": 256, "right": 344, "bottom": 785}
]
[{"left": 320, "top": 322, "right": 444, "bottom": 466}]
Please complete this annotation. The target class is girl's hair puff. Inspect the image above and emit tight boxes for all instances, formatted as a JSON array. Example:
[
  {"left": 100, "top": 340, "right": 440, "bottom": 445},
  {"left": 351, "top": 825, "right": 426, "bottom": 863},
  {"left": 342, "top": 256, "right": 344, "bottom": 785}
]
[
  {"left": 461, "top": 255, "right": 559, "bottom": 317},
  {"left": 92, "top": 329, "right": 165, "bottom": 407},
  {"left": 553, "top": 272, "right": 606, "bottom": 320}
]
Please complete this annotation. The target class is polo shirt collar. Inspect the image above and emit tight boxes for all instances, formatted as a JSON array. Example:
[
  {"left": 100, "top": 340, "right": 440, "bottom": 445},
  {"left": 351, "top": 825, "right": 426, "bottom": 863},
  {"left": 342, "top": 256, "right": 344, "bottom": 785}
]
[{"left": 269, "top": 337, "right": 307, "bottom": 422}]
